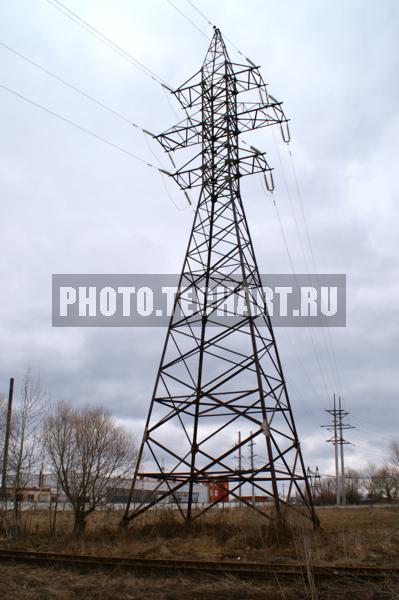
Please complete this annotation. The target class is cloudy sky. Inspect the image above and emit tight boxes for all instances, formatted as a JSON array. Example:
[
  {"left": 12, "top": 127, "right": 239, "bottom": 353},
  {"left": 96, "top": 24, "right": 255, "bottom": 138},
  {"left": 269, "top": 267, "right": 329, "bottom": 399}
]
[{"left": 0, "top": 0, "right": 398, "bottom": 478}]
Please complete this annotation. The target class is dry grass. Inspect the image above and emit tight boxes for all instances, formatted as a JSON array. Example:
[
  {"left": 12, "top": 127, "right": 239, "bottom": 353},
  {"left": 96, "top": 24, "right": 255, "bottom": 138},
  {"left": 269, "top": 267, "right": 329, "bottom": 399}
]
[
  {"left": 1, "top": 506, "right": 399, "bottom": 598},
  {"left": 1, "top": 505, "right": 399, "bottom": 565},
  {"left": 0, "top": 563, "right": 398, "bottom": 600},
  {"left": 0, "top": 564, "right": 275, "bottom": 600}
]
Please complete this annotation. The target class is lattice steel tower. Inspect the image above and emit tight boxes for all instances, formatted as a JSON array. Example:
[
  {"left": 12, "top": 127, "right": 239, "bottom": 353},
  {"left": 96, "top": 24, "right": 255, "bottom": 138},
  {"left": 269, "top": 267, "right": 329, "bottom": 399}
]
[{"left": 122, "top": 28, "right": 318, "bottom": 528}]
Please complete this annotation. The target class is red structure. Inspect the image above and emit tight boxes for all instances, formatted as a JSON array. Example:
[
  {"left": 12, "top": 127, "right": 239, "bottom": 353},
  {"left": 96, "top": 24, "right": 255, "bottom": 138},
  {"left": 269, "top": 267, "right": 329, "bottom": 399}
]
[
  {"left": 239, "top": 495, "right": 270, "bottom": 504},
  {"left": 208, "top": 480, "right": 229, "bottom": 503}
]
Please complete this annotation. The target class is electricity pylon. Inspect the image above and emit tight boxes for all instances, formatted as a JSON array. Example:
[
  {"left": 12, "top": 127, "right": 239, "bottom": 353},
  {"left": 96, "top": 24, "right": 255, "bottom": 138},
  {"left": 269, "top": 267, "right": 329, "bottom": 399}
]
[
  {"left": 322, "top": 395, "right": 353, "bottom": 505},
  {"left": 122, "top": 28, "right": 318, "bottom": 528},
  {"left": 307, "top": 465, "right": 322, "bottom": 499}
]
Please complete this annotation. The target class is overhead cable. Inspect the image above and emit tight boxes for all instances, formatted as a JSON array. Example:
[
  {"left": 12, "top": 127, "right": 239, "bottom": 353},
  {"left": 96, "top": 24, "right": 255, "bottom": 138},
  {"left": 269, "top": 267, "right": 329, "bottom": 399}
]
[
  {"left": 0, "top": 40, "right": 151, "bottom": 132},
  {"left": 44, "top": 0, "right": 169, "bottom": 86},
  {"left": 165, "top": 0, "right": 209, "bottom": 39},
  {"left": 0, "top": 82, "right": 159, "bottom": 168}
]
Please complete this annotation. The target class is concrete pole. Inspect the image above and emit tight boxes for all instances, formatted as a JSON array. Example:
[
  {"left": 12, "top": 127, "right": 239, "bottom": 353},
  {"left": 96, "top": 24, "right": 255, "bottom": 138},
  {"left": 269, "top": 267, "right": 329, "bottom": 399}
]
[
  {"left": 307, "top": 466, "right": 313, "bottom": 497},
  {"left": 249, "top": 432, "right": 255, "bottom": 504},
  {"left": 339, "top": 396, "right": 346, "bottom": 505},
  {"left": 333, "top": 394, "right": 340, "bottom": 505},
  {"left": 238, "top": 431, "right": 242, "bottom": 472},
  {"left": 237, "top": 431, "right": 242, "bottom": 502}
]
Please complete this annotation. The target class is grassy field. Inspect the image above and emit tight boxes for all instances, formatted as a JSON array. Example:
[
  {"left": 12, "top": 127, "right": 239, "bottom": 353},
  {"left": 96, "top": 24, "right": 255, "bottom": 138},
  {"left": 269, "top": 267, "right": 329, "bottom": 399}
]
[
  {"left": 0, "top": 505, "right": 398, "bottom": 598},
  {"left": 1, "top": 563, "right": 397, "bottom": 600}
]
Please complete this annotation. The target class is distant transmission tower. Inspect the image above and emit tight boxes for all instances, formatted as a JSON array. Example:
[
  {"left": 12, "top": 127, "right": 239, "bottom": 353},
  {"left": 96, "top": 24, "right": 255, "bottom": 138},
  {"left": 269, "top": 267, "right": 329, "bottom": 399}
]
[
  {"left": 307, "top": 465, "right": 321, "bottom": 500},
  {"left": 122, "top": 28, "right": 318, "bottom": 528},
  {"left": 234, "top": 431, "right": 243, "bottom": 500},
  {"left": 314, "top": 466, "right": 322, "bottom": 496},
  {"left": 322, "top": 394, "right": 353, "bottom": 505}
]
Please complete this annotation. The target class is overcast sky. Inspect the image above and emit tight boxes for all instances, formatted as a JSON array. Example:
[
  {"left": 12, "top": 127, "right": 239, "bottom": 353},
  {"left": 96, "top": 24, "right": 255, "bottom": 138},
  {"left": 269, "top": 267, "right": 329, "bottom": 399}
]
[{"left": 0, "top": 0, "right": 398, "bottom": 478}]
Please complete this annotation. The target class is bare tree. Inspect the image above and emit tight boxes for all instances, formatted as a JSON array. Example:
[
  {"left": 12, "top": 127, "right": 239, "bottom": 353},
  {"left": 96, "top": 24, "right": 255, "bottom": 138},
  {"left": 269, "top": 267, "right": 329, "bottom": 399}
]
[
  {"left": 344, "top": 468, "right": 362, "bottom": 504},
  {"left": 374, "top": 466, "right": 399, "bottom": 502},
  {"left": 362, "top": 463, "right": 379, "bottom": 501},
  {"left": 7, "top": 369, "right": 46, "bottom": 536},
  {"left": 44, "top": 401, "right": 135, "bottom": 536},
  {"left": 362, "top": 461, "right": 399, "bottom": 503},
  {"left": 389, "top": 441, "right": 399, "bottom": 470},
  {"left": 314, "top": 477, "right": 335, "bottom": 505}
]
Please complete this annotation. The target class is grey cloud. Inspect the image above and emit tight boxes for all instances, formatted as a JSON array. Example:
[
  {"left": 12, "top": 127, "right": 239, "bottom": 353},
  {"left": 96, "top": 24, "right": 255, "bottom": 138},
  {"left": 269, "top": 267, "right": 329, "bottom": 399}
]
[{"left": 1, "top": 0, "right": 398, "bottom": 476}]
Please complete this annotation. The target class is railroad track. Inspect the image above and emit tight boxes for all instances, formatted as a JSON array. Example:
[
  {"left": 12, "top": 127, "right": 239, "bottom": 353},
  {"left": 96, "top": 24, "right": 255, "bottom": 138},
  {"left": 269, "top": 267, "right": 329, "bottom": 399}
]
[{"left": 0, "top": 549, "right": 398, "bottom": 581}]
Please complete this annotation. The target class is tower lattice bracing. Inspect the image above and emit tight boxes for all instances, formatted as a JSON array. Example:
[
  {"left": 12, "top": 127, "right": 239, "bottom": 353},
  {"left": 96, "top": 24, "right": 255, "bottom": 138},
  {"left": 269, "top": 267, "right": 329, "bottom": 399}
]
[{"left": 123, "top": 29, "right": 318, "bottom": 527}]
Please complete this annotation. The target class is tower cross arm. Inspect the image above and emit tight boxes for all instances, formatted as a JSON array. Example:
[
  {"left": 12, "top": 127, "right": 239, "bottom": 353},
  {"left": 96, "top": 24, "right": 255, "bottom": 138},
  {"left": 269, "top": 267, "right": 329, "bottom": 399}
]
[
  {"left": 237, "top": 101, "right": 290, "bottom": 140},
  {"left": 166, "top": 69, "right": 203, "bottom": 109},
  {"left": 230, "top": 62, "right": 277, "bottom": 98},
  {"left": 230, "top": 62, "right": 264, "bottom": 93},
  {"left": 164, "top": 146, "right": 274, "bottom": 192},
  {"left": 155, "top": 115, "right": 202, "bottom": 152}
]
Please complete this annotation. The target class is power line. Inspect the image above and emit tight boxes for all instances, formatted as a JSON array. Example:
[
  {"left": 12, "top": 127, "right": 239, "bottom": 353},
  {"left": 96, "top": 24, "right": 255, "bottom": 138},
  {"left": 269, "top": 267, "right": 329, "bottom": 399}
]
[
  {"left": 184, "top": 0, "right": 213, "bottom": 27},
  {"left": 0, "top": 82, "right": 192, "bottom": 211},
  {"left": 256, "top": 177, "right": 326, "bottom": 409},
  {"left": 0, "top": 82, "right": 158, "bottom": 168},
  {"left": 283, "top": 372, "right": 314, "bottom": 419},
  {"left": 353, "top": 424, "right": 393, "bottom": 446},
  {"left": 282, "top": 332, "right": 323, "bottom": 405},
  {"left": 269, "top": 131, "right": 335, "bottom": 400},
  {"left": 158, "top": 171, "right": 190, "bottom": 211},
  {"left": 271, "top": 192, "right": 296, "bottom": 275},
  {"left": 350, "top": 412, "right": 394, "bottom": 440},
  {"left": 276, "top": 460, "right": 394, "bottom": 481},
  {"left": 44, "top": 0, "right": 169, "bottom": 86},
  {"left": 263, "top": 187, "right": 327, "bottom": 408},
  {"left": 183, "top": 0, "right": 250, "bottom": 61},
  {"left": 0, "top": 40, "right": 151, "bottom": 131},
  {"left": 165, "top": 0, "right": 209, "bottom": 39},
  {"left": 0, "top": 41, "right": 194, "bottom": 212},
  {"left": 161, "top": 85, "right": 181, "bottom": 122},
  {"left": 269, "top": 120, "right": 344, "bottom": 428},
  {"left": 287, "top": 144, "right": 344, "bottom": 397},
  {"left": 260, "top": 177, "right": 331, "bottom": 404}
]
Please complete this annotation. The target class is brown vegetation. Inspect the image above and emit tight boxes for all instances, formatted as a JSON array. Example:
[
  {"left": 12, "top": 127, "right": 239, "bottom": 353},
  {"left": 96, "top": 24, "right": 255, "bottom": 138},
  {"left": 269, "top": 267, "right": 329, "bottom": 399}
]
[
  {"left": 1, "top": 563, "right": 397, "bottom": 600},
  {"left": 0, "top": 505, "right": 398, "bottom": 566},
  {"left": 0, "top": 507, "right": 399, "bottom": 600},
  {"left": 0, "top": 506, "right": 399, "bottom": 598}
]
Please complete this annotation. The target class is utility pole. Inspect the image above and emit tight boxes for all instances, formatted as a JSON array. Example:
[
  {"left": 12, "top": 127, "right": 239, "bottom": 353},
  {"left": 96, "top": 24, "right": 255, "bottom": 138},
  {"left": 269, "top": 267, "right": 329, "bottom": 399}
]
[
  {"left": 322, "top": 395, "right": 353, "bottom": 506},
  {"left": 236, "top": 431, "right": 242, "bottom": 472},
  {"left": 307, "top": 466, "right": 314, "bottom": 497},
  {"left": 333, "top": 394, "right": 340, "bottom": 505},
  {"left": 249, "top": 432, "right": 256, "bottom": 504},
  {"left": 337, "top": 397, "right": 354, "bottom": 506},
  {"left": 322, "top": 394, "right": 340, "bottom": 505},
  {"left": 1, "top": 377, "right": 14, "bottom": 501},
  {"left": 338, "top": 397, "right": 345, "bottom": 504},
  {"left": 234, "top": 431, "right": 243, "bottom": 502}
]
